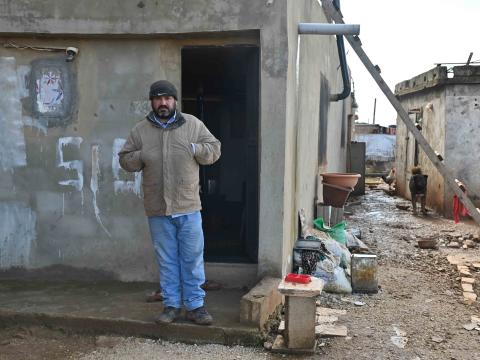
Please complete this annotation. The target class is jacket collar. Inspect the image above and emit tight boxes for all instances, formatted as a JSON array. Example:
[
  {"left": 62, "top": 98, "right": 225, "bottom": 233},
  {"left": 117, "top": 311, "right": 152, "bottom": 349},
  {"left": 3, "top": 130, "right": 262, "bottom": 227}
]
[{"left": 146, "top": 111, "right": 186, "bottom": 130}]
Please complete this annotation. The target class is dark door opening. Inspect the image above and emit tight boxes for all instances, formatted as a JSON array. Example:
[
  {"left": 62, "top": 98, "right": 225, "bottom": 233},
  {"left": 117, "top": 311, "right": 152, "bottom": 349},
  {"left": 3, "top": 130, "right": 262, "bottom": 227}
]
[{"left": 181, "top": 45, "right": 259, "bottom": 263}]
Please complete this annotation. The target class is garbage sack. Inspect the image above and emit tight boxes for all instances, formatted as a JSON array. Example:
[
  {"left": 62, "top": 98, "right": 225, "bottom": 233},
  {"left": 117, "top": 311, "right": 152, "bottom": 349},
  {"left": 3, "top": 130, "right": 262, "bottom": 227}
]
[
  {"left": 321, "top": 237, "right": 351, "bottom": 270},
  {"left": 345, "top": 231, "right": 370, "bottom": 253},
  {"left": 313, "top": 217, "right": 347, "bottom": 245},
  {"left": 313, "top": 260, "right": 352, "bottom": 294}
]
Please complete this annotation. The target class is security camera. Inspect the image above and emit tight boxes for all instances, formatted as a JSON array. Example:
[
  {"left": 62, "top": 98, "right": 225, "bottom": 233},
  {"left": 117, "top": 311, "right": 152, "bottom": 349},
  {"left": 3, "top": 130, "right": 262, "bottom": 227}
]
[{"left": 65, "top": 47, "right": 79, "bottom": 62}]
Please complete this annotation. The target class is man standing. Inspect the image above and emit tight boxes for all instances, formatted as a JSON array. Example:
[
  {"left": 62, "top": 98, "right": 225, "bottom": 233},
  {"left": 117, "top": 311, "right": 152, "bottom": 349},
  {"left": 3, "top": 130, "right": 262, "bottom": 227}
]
[{"left": 119, "top": 80, "right": 221, "bottom": 325}]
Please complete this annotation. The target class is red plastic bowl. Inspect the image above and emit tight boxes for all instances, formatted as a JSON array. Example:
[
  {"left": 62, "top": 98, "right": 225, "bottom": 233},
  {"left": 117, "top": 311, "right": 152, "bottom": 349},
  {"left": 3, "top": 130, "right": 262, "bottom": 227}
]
[{"left": 285, "top": 273, "right": 311, "bottom": 284}]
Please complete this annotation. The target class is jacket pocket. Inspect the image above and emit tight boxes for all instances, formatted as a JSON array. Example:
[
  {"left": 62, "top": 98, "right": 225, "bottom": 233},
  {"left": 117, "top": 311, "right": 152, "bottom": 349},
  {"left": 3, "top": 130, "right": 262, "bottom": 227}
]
[{"left": 176, "top": 182, "right": 198, "bottom": 208}]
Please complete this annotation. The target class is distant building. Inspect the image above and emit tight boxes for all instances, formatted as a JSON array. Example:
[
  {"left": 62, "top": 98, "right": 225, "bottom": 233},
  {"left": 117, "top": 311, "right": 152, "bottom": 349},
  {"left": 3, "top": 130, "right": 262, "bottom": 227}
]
[
  {"left": 353, "top": 123, "right": 396, "bottom": 175},
  {"left": 395, "top": 65, "right": 480, "bottom": 217}
]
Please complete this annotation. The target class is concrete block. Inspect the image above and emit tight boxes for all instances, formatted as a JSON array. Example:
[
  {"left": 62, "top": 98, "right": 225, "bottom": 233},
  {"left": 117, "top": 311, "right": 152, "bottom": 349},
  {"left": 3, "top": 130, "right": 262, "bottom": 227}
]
[
  {"left": 316, "top": 315, "right": 338, "bottom": 324},
  {"left": 463, "top": 292, "right": 477, "bottom": 305},
  {"left": 461, "top": 277, "right": 475, "bottom": 285},
  {"left": 240, "top": 277, "right": 282, "bottom": 329},
  {"left": 315, "top": 324, "right": 348, "bottom": 337},
  {"left": 277, "top": 277, "right": 324, "bottom": 297},
  {"left": 285, "top": 296, "right": 316, "bottom": 349},
  {"left": 316, "top": 306, "right": 347, "bottom": 316},
  {"left": 461, "top": 283, "right": 474, "bottom": 293}
]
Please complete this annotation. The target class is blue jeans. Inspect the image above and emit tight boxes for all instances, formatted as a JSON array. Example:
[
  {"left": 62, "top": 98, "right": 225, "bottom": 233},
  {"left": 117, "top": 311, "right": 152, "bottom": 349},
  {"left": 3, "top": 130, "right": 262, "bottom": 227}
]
[{"left": 148, "top": 211, "right": 205, "bottom": 311}]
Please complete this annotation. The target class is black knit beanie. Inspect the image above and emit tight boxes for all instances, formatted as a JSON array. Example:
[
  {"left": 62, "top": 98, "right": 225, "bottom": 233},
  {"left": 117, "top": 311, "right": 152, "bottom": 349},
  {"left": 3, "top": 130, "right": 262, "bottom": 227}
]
[{"left": 149, "top": 80, "right": 178, "bottom": 100}]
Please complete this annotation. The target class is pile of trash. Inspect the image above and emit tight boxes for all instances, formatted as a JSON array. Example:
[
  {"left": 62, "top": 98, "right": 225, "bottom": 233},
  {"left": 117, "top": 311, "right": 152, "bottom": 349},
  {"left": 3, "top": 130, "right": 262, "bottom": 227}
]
[{"left": 293, "top": 210, "right": 373, "bottom": 294}]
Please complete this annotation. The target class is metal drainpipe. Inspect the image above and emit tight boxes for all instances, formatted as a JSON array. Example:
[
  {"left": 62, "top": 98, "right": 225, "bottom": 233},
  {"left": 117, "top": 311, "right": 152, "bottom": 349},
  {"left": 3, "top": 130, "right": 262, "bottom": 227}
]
[
  {"left": 331, "top": 0, "right": 351, "bottom": 102},
  {"left": 297, "top": 1, "right": 356, "bottom": 101}
]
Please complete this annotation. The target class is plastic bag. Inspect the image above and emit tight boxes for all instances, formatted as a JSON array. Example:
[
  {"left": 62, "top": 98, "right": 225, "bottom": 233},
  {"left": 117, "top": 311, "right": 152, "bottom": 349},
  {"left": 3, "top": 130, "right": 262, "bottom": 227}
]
[
  {"left": 321, "top": 237, "right": 351, "bottom": 270},
  {"left": 313, "top": 263, "right": 352, "bottom": 294},
  {"left": 313, "top": 217, "right": 347, "bottom": 245}
]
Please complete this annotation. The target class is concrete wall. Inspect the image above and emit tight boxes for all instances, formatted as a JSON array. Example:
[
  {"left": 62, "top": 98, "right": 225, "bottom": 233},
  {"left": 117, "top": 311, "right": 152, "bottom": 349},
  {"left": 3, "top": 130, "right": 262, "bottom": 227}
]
[
  {"left": 281, "top": 0, "right": 347, "bottom": 276},
  {"left": 444, "top": 84, "right": 480, "bottom": 216},
  {"left": 0, "top": 0, "right": 289, "bottom": 282},
  {"left": 396, "top": 88, "right": 446, "bottom": 213},
  {"left": 0, "top": 0, "right": 348, "bottom": 282}
]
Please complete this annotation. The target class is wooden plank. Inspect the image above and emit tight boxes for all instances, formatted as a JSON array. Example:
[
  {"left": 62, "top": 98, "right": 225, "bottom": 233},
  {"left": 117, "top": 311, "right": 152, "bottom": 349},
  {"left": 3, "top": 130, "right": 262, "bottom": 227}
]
[{"left": 321, "top": 0, "right": 480, "bottom": 225}]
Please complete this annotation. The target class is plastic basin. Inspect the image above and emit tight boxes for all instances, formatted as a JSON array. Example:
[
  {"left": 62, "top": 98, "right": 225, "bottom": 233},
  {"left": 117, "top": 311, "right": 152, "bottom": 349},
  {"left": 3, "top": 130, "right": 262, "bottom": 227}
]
[
  {"left": 321, "top": 173, "right": 361, "bottom": 188},
  {"left": 322, "top": 182, "right": 354, "bottom": 207}
]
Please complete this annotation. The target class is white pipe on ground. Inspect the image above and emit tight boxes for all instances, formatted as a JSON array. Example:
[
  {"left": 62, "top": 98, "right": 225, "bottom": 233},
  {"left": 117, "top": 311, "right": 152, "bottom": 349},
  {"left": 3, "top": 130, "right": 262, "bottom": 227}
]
[{"left": 298, "top": 23, "right": 360, "bottom": 35}]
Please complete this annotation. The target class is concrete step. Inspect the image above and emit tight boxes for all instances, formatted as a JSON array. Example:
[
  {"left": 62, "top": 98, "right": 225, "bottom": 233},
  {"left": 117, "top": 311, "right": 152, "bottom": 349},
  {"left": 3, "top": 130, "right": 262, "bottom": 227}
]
[{"left": 0, "top": 280, "right": 262, "bottom": 346}]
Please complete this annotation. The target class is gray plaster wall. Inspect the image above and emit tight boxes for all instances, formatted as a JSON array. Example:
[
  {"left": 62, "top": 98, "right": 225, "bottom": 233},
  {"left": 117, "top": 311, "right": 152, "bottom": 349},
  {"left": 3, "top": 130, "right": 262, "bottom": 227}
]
[
  {"left": 0, "top": 0, "right": 290, "bottom": 282},
  {"left": 396, "top": 89, "right": 446, "bottom": 213},
  {"left": 444, "top": 84, "right": 480, "bottom": 216},
  {"left": 0, "top": 0, "right": 347, "bottom": 282},
  {"left": 281, "top": 0, "right": 347, "bottom": 276}
]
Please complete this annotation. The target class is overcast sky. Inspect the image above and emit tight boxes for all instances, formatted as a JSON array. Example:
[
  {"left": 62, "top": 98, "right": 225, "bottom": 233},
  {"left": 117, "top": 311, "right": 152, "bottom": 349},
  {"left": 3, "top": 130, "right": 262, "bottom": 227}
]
[{"left": 339, "top": 0, "right": 480, "bottom": 126}]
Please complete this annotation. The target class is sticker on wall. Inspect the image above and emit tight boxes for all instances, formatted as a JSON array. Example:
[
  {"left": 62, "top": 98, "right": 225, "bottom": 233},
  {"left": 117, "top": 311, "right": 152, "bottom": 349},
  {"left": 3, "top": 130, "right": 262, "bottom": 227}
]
[
  {"left": 29, "top": 58, "right": 74, "bottom": 127},
  {"left": 36, "top": 69, "right": 64, "bottom": 113}
]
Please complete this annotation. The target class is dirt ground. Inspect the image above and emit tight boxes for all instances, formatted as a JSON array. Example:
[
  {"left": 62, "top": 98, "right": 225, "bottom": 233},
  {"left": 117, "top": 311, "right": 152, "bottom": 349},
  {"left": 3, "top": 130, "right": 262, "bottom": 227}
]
[{"left": 1, "top": 188, "right": 479, "bottom": 360}]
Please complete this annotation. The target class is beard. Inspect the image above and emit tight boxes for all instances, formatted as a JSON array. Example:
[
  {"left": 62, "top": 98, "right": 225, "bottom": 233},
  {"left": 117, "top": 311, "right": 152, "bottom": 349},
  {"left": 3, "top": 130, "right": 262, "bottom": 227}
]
[{"left": 153, "top": 102, "right": 176, "bottom": 119}]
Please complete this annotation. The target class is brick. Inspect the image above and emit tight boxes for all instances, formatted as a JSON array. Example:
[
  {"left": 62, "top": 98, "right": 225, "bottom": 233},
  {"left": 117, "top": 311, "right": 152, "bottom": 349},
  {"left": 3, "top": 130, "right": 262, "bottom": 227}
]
[
  {"left": 316, "top": 306, "right": 347, "bottom": 316},
  {"left": 285, "top": 296, "right": 316, "bottom": 349},
  {"left": 462, "top": 283, "right": 474, "bottom": 293},
  {"left": 316, "top": 315, "right": 338, "bottom": 324},
  {"left": 463, "top": 292, "right": 477, "bottom": 305},
  {"left": 240, "top": 277, "right": 282, "bottom": 329},
  {"left": 315, "top": 324, "right": 348, "bottom": 337}
]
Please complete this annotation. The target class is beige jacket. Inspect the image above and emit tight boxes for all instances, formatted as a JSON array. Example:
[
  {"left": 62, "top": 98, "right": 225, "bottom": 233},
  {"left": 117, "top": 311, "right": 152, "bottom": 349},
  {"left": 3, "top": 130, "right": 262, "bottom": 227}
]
[{"left": 118, "top": 112, "right": 221, "bottom": 216}]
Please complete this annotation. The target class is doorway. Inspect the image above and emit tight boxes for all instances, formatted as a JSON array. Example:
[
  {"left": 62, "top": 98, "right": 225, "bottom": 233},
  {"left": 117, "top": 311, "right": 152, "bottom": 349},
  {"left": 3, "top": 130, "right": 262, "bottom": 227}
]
[{"left": 181, "top": 45, "right": 260, "bottom": 263}]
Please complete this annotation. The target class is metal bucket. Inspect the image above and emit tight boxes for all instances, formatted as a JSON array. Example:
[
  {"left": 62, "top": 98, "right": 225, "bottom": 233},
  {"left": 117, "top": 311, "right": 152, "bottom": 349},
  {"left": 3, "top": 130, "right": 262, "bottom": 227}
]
[{"left": 351, "top": 253, "right": 378, "bottom": 293}]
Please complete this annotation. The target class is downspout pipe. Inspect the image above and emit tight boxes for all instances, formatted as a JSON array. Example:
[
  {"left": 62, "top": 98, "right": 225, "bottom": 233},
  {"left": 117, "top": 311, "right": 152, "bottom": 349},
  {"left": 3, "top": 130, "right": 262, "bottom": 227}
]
[
  {"left": 297, "top": 1, "right": 356, "bottom": 102},
  {"left": 298, "top": 23, "right": 359, "bottom": 35},
  {"left": 331, "top": 0, "right": 351, "bottom": 101}
]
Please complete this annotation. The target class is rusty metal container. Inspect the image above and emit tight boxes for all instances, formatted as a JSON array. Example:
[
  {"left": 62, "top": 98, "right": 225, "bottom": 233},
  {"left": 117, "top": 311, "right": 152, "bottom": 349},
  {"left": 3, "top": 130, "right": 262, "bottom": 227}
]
[{"left": 351, "top": 254, "right": 378, "bottom": 293}]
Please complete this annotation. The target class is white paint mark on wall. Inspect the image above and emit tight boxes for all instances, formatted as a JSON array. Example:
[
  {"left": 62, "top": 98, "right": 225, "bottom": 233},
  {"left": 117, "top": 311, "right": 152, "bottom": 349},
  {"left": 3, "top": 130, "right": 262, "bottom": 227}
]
[
  {"left": 0, "top": 202, "right": 36, "bottom": 268},
  {"left": 57, "top": 137, "right": 84, "bottom": 191},
  {"left": 16, "top": 64, "right": 48, "bottom": 136},
  {"left": 90, "top": 145, "right": 112, "bottom": 237},
  {"left": 112, "top": 138, "right": 142, "bottom": 197},
  {"left": 0, "top": 57, "right": 27, "bottom": 171}
]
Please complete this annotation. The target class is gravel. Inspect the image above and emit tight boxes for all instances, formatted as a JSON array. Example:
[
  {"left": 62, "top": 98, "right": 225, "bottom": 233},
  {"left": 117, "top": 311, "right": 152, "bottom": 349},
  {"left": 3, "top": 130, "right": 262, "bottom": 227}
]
[{"left": 79, "top": 338, "right": 270, "bottom": 360}]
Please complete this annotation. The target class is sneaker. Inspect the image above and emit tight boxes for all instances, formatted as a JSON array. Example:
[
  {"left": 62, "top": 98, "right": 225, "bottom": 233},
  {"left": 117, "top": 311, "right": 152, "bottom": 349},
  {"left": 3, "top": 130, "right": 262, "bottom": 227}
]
[
  {"left": 155, "top": 306, "right": 181, "bottom": 324},
  {"left": 186, "top": 306, "right": 213, "bottom": 325}
]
